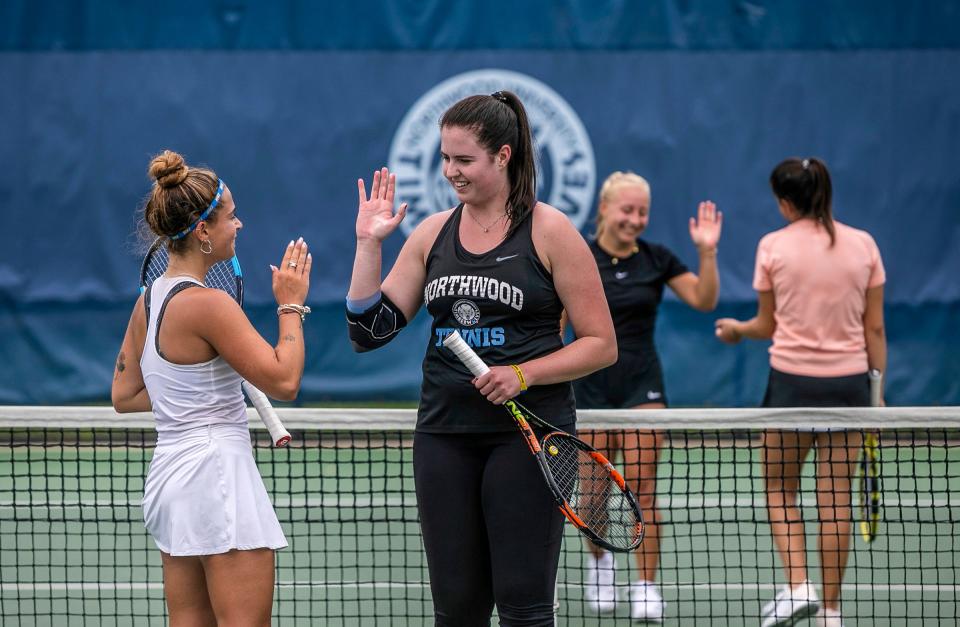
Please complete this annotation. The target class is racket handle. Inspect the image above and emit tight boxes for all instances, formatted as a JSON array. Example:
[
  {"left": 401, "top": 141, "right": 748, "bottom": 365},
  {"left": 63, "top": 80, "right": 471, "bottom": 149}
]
[
  {"left": 442, "top": 331, "right": 490, "bottom": 377},
  {"left": 868, "top": 369, "right": 883, "bottom": 407},
  {"left": 242, "top": 381, "right": 292, "bottom": 447}
]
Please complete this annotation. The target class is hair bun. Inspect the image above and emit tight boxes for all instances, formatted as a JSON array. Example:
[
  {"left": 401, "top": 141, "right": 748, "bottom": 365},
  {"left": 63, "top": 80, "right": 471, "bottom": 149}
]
[{"left": 149, "top": 150, "right": 189, "bottom": 188}]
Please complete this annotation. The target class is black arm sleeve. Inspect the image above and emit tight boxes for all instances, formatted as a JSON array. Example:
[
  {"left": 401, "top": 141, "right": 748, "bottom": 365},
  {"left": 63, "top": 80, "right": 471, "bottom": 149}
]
[{"left": 346, "top": 292, "right": 409, "bottom": 352}]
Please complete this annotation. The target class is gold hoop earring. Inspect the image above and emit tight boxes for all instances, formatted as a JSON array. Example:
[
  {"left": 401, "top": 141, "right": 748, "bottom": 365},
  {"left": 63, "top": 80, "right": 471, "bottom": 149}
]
[{"left": 200, "top": 240, "right": 213, "bottom": 255}]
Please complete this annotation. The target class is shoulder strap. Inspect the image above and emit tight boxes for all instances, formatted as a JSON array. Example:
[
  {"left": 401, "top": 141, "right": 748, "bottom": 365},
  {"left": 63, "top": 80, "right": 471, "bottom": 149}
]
[
  {"left": 425, "top": 204, "right": 463, "bottom": 261},
  {"left": 143, "top": 286, "right": 152, "bottom": 326},
  {"left": 154, "top": 281, "right": 203, "bottom": 358}
]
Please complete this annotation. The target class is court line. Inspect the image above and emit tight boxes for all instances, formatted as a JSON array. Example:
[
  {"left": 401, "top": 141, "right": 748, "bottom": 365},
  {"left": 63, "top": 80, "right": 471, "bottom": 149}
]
[
  {"left": 0, "top": 495, "right": 954, "bottom": 509},
  {"left": 3, "top": 581, "right": 956, "bottom": 594}
]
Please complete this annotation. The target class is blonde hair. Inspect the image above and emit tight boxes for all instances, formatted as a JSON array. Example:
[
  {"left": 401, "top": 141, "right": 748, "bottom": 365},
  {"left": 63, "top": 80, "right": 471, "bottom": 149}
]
[
  {"left": 141, "top": 150, "right": 220, "bottom": 253},
  {"left": 594, "top": 171, "right": 651, "bottom": 236}
]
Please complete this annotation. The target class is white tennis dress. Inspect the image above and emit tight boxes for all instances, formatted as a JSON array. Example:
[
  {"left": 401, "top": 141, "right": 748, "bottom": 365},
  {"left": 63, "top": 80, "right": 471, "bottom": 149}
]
[{"left": 140, "top": 276, "right": 287, "bottom": 556}]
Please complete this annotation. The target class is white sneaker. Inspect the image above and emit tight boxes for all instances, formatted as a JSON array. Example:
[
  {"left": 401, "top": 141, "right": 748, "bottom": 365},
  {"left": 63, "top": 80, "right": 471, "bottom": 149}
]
[
  {"left": 815, "top": 607, "right": 844, "bottom": 627},
  {"left": 583, "top": 552, "right": 617, "bottom": 613},
  {"left": 760, "top": 580, "right": 820, "bottom": 627},
  {"left": 630, "top": 580, "right": 665, "bottom": 623}
]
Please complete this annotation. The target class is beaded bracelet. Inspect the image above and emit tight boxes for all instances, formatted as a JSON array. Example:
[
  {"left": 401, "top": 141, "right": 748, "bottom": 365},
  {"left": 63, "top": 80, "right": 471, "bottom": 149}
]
[
  {"left": 277, "top": 303, "right": 312, "bottom": 322},
  {"left": 509, "top": 364, "right": 528, "bottom": 392}
]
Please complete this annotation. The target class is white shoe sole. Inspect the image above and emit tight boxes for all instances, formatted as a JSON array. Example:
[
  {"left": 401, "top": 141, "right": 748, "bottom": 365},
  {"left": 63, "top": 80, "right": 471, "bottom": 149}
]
[
  {"left": 631, "top": 603, "right": 665, "bottom": 623},
  {"left": 589, "top": 601, "right": 616, "bottom": 614},
  {"left": 764, "top": 601, "right": 820, "bottom": 627}
]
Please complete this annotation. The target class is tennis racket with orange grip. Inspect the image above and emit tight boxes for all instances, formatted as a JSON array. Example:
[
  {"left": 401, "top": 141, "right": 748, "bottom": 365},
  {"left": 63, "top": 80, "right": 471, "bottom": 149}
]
[{"left": 443, "top": 331, "right": 644, "bottom": 553}]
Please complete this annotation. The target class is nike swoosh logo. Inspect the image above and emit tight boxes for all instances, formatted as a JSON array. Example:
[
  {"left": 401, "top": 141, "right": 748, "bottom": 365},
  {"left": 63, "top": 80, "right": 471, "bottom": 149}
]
[
  {"left": 615, "top": 271, "right": 628, "bottom": 279},
  {"left": 646, "top": 391, "right": 662, "bottom": 400},
  {"left": 496, "top": 254, "right": 518, "bottom": 262}
]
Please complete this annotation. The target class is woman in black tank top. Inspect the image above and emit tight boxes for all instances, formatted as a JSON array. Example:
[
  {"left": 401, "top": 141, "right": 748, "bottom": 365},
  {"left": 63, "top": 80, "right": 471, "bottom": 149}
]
[{"left": 346, "top": 91, "right": 616, "bottom": 626}]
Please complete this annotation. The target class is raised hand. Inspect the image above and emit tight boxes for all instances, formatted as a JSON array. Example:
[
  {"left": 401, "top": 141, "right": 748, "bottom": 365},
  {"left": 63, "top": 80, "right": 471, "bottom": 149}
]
[
  {"left": 689, "top": 200, "right": 722, "bottom": 253},
  {"left": 356, "top": 167, "right": 408, "bottom": 242},
  {"left": 271, "top": 238, "right": 311, "bottom": 306}
]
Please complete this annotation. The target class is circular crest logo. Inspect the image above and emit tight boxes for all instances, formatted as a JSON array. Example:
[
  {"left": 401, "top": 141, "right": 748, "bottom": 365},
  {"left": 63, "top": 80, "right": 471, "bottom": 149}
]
[
  {"left": 452, "top": 299, "right": 481, "bottom": 327},
  {"left": 388, "top": 69, "right": 596, "bottom": 237}
]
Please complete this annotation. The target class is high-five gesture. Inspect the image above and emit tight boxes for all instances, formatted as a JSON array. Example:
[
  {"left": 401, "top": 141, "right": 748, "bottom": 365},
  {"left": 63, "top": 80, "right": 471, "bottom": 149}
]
[
  {"left": 689, "top": 200, "right": 723, "bottom": 252},
  {"left": 356, "top": 167, "right": 408, "bottom": 242},
  {"left": 270, "top": 238, "right": 311, "bottom": 307}
]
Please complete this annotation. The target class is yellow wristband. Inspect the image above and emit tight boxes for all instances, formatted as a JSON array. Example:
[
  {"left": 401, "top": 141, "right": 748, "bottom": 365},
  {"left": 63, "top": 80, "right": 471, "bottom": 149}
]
[{"left": 510, "top": 364, "right": 528, "bottom": 392}]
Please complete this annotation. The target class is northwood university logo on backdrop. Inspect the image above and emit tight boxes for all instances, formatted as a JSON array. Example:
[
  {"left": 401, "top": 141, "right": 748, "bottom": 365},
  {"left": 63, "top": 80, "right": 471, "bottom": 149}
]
[{"left": 388, "top": 69, "right": 596, "bottom": 237}]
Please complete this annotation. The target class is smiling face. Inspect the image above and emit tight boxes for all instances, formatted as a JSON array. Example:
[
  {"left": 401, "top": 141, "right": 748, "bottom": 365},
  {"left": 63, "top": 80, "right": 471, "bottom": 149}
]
[
  {"left": 197, "top": 185, "right": 242, "bottom": 261},
  {"left": 598, "top": 183, "right": 651, "bottom": 249},
  {"left": 439, "top": 125, "right": 510, "bottom": 209}
]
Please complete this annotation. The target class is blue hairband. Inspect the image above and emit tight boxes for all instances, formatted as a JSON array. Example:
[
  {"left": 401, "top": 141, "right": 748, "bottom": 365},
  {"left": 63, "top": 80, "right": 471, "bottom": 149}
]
[{"left": 169, "top": 179, "right": 225, "bottom": 241}]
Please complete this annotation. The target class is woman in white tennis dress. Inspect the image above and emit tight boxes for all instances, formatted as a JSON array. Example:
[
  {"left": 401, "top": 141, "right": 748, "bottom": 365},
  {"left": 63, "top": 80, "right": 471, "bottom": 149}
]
[{"left": 112, "top": 150, "right": 312, "bottom": 625}]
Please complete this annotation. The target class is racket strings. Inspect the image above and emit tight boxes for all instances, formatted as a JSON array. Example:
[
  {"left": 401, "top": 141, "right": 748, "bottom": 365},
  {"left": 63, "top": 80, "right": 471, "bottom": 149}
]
[
  {"left": 542, "top": 434, "right": 640, "bottom": 551},
  {"left": 142, "top": 246, "right": 169, "bottom": 286},
  {"left": 859, "top": 432, "right": 882, "bottom": 542},
  {"left": 205, "top": 262, "right": 239, "bottom": 299},
  {"left": 141, "top": 241, "right": 239, "bottom": 302}
]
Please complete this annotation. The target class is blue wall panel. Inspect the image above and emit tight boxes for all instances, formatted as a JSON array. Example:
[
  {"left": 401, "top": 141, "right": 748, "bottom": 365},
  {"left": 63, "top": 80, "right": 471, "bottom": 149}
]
[
  {"left": 0, "top": 46, "right": 957, "bottom": 405},
  {"left": 3, "top": 2, "right": 959, "bottom": 51}
]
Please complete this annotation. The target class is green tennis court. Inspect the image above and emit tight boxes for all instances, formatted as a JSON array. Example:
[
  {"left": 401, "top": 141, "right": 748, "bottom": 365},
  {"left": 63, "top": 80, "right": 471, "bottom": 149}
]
[{"left": 1, "top": 408, "right": 957, "bottom": 625}]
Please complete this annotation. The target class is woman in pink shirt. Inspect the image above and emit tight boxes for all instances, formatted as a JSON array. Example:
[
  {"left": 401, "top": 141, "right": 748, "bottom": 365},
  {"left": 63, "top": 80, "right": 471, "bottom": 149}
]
[{"left": 715, "top": 157, "right": 886, "bottom": 627}]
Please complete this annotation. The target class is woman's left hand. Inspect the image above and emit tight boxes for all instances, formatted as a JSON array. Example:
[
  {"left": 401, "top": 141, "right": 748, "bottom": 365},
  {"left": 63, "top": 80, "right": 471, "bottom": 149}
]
[
  {"left": 473, "top": 366, "right": 523, "bottom": 405},
  {"left": 689, "top": 200, "right": 723, "bottom": 252}
]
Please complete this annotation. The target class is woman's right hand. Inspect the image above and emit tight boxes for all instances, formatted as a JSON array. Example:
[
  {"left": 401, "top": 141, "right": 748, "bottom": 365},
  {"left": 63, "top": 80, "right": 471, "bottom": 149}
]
[
  {"left": 714, "top": 318, "right": 743, "bottom": 344},
  {"left": 357, "top": 167, "right": 408, "bottom": 242},
  {"left": 271, "top": 238, "right": 311, "bottom": 305}
]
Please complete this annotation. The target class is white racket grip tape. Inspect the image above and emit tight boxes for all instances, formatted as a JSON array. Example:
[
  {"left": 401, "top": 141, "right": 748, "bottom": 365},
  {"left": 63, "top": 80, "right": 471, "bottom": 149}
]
[
  {"left": 868, "top": 369, "right": 883, "bottom": 408},
  {"left": 442, "top": 331, "right": 490, "bottom": 377},
  {"left": 242, "top": 381, "right": 292, "bottom": 447}
]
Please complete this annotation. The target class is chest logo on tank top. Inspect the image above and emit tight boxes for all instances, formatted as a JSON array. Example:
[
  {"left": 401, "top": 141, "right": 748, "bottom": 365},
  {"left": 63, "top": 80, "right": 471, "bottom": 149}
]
[
  {"left": 425, "top": 275, "right": 524, "bottom": 311},
  {"left": 452, "top": 299, "right": 481, "bottom": 326},
  {"left": 388, "top": 69, "right": 596, "bottom": 236}
]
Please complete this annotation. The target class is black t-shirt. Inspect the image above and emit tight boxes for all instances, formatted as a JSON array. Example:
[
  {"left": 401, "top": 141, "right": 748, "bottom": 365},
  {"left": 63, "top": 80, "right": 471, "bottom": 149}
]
[
  {"left": 417, "top": 206, "right": 575, "bottom": 433},
  {"left": 589, "top": 238, "right": 689, "bottom": 352}
]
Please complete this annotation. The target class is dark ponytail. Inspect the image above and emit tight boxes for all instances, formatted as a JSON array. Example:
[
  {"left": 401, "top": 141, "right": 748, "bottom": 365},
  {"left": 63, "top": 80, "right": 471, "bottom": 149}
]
[
  {"left": 440, "top": 90, "right": 537, "bottom": 235},
  {"left": 769, "top": 157, "right": 835, "bottom": 246}
]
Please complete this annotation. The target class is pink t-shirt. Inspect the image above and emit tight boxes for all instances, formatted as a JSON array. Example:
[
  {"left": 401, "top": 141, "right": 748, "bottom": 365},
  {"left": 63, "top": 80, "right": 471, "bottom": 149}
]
[{"left": 753, "top": 219, "right": 885, "bottom": 377}]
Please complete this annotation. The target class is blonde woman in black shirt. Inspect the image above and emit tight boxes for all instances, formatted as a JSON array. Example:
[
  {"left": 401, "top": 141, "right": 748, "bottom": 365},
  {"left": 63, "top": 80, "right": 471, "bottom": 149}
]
[{"left": 575, "top": 171, "right": 722, "bottom": 621}]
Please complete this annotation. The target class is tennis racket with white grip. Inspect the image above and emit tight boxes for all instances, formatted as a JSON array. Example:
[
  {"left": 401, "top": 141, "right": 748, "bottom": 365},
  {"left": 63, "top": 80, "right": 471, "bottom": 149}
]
[{"left": 140, "top": 237, "right": 292, "bottom": 447}]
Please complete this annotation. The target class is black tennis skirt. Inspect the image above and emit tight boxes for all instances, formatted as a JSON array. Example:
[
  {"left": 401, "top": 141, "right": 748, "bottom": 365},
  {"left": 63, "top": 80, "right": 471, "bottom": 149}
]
[
  {"left": 761, "top": 367, "right": 871, "bottom": 408},
  {"left": 573, "top": 347, "right": 667, "bottom": 409}
]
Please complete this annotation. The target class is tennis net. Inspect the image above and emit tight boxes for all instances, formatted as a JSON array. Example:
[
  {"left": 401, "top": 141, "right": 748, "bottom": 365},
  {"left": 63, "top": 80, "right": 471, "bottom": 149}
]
[{"left": 1, "top": 406, "right": 957, "bottom": 625}]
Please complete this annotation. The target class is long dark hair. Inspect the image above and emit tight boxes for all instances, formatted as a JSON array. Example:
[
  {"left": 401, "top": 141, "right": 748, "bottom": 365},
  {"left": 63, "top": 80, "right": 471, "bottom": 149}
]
[
  {"left": 769, "top": 157, "right": 835, "bottom": 246},
  {"left": 440, "top": 90, "right": 536, "bottom": 235}
]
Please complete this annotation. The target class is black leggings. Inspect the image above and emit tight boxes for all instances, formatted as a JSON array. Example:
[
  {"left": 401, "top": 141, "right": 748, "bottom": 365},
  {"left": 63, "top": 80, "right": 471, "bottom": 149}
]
[{"left": 414, "top": 430, "right": 566, "bottom": 627}]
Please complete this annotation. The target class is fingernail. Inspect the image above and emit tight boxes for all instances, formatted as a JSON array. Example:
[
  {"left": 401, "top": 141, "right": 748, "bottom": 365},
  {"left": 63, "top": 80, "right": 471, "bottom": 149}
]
[
  {"left": 288, "top": 240, "right": 294, "bottom": 246},
  {"left": 307, "top": 253, "right": 312, "bottom": 259},
  {"left": 298, "top": 236, "right": 303, "bottom": 243}
]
